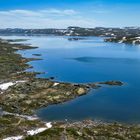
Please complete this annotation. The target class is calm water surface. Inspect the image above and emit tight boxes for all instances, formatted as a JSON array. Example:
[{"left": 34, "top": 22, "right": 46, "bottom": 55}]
[{"left": 1, "top": 36, "right": 140, "bottom": 123}]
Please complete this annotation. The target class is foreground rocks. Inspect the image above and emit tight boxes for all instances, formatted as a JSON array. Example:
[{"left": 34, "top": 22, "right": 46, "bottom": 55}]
[
  {"left": 0, "top": 114, "right": 52, "bottom": 139},
  {"left": 25, "top": 120, "right": 140, "bottom": 140},
  {"left": 1, "top": 115, "right": 140, "bottom": 140}
]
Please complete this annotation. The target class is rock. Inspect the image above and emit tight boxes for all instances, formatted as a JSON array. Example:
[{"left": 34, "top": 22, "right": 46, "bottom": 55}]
[
  {"left": 136, "top": 134, "right": 140, "bottom": 138},
  {"left": 77, "top": 88, "right": 86, "bottom": 95},
  {"left": 32, "top": 54, "right": 41, "bottom": 56},
  {"left": 99, "top": 81, "right": 123, "bottom": 86},
  {"left": 93, "top": 130, "right": 98, "bottom": 134},
  {"left": 49, "top": 77, "right": 55, "bottom": 80},
  {"left": 52, "top": 96, "right": 61, "bottom": 100},
  {"left": 18, "top": 94, "right": 26, "bottom": 99},
  {"left": 25, "top": 100, "right": 32, "bottom": 105}
]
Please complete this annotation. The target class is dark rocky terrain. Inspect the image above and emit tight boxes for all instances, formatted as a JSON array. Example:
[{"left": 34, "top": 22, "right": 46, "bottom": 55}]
[{"left": 25, "top": 120, "right": 140, "bottom": 140}]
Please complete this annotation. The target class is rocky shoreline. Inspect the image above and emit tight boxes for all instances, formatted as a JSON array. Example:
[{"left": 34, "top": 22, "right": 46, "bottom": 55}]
[{"left": 0, "top": 38, "right": 140, "bottom": 140}]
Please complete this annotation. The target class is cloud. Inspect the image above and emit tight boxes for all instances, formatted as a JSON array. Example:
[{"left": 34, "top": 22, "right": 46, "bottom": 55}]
[
  {"left": 0, "top": 10, "right": 42, "bottom": 18},
  {"left": 40, "top": 9, "right": 77, "bottom": 15},
  {"left": 0, "top": 9, "right": 101, "bottom": 28},
  {"left": 0, "top": 9, "right": 77, "bottom": 17}
]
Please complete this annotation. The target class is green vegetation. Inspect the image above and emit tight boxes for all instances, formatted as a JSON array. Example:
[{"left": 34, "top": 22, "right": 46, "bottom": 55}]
[
  {"left": 25, "top": 121, "right": 140, "bottom": 140},
  {"left": 0, "top": 115, "right": 44, "bottom": 139}
]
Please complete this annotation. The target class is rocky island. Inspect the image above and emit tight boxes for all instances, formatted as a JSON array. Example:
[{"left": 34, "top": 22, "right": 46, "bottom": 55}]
[
  {"left": 105, "top": 36, "right": 140, "bottom": 45},
  {"left": 0, "top": 38, "right": 140, "bottom": 140}
]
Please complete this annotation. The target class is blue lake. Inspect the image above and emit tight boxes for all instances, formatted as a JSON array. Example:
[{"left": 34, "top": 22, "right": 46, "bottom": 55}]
[{"left": 1, "top": 36, "right": 140, "bottom": 123}]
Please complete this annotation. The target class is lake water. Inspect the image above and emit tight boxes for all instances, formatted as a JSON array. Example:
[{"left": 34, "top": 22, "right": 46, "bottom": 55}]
[{"left": 1, "top": 35, "right": 140, "bottom": 124}]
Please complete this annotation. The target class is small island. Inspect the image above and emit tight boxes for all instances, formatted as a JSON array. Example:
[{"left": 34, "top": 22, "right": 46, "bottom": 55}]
[{"left": 105, "top": 36, "right": 140, "bottom": 45}]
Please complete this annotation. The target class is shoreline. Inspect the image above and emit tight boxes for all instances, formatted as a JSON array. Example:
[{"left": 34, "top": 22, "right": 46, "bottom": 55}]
[{"left": 0, "top": 38, "right": 140, "bottom": 140}]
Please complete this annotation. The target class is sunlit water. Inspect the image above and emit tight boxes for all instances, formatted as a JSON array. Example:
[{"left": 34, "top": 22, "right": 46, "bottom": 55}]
[{"left": 1, "top": 35, "right": 140, "bottom": 123}]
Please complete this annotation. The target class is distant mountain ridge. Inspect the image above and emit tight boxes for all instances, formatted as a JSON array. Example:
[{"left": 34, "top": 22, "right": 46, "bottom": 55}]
[{"left": 0, "top": 26, "right": 140, "bottom": 37}]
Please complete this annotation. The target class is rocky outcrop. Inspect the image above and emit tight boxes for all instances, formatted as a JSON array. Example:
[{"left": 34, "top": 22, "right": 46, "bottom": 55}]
[
  {"left": 0, "top": 78, "right": 93, "bottom": 115},
  {"left": 105, "top": 36, "right": 140, "bottom": 45},
  {"left": 1, "top": 26, "right": 140, "bottom": 37}
]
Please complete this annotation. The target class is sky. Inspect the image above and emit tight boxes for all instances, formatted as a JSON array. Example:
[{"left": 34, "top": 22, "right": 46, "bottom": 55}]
[{"left": 0, "top": 0, "right": 140, "bottom": 28}]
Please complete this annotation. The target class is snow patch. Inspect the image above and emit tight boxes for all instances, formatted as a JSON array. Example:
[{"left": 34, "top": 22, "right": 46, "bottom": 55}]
[
  {"left": 27, "top": 128, "right": 47, "bottom": 136},
  {"left": 119, "top": 40, "right": 123, "bottom": 43},
  {"left": 0, "top": 82, "right": 15, "bottom": 91},
  {"left": 0, "top": 81, "right": 26, "bottom": 92},
  {"left": 45, "top": 122, "right": 52, "bottom": 128},
  {"left": 27, "top": 122, "right": 52, "bottom": 136},
  {"left": 3, "top": 135, "right": 23, "bottom": 140},
  {"left": 135, "top": 36, "right": 140, "bottom": 39},
  {"left": 53, "top": 82, "right": 59, "bottom": 87}
]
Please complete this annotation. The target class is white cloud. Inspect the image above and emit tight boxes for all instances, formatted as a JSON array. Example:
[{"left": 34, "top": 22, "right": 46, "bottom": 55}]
[
  {"left": 40, "top": 9, "right": 77, "bottom": 15},
  {"left": 0, "top": 9, "right": 101, "bottom": 28},
  {"left": 0, "top": 9, "right": 77, "bottom": 17}
]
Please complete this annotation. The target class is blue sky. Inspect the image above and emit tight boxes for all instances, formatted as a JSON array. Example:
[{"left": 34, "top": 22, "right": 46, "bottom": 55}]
[{"left": 0, "top": 0, "right": 140, "bottom": 28}]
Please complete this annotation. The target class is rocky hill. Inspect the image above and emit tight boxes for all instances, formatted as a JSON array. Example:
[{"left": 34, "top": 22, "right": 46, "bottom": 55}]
[{"left": 0, "top": 26, "right": 140, "bottom": 37}]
